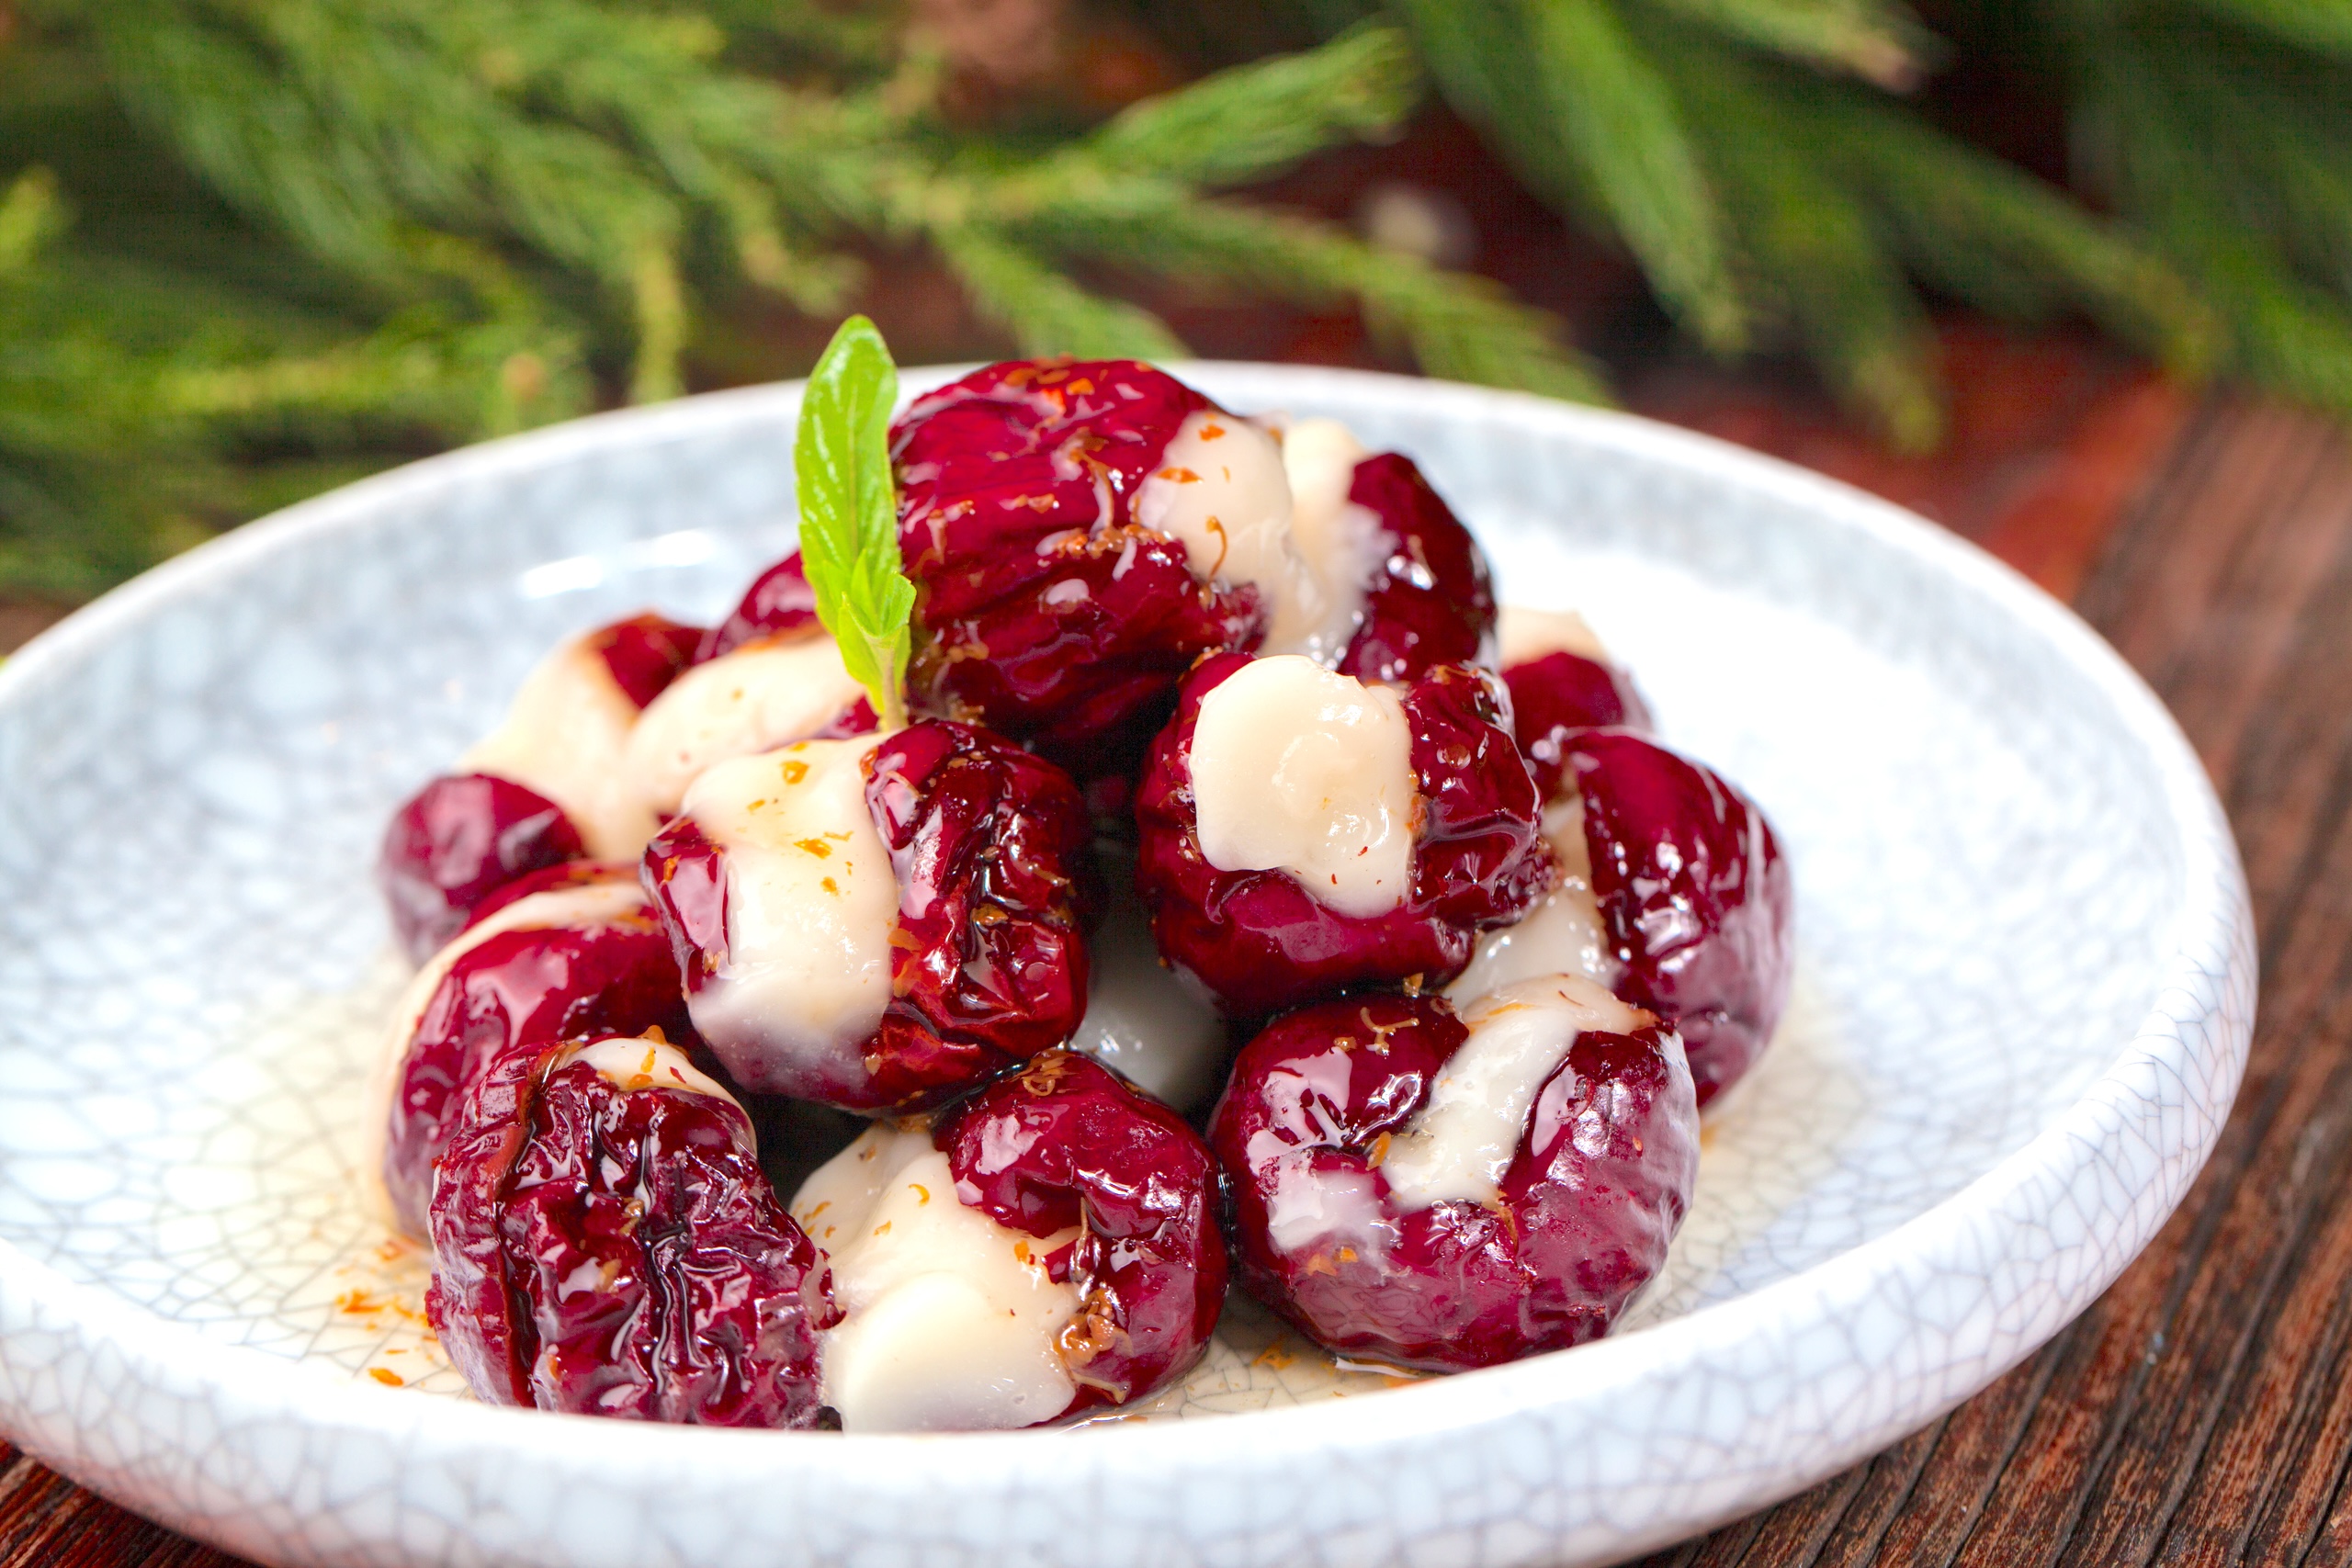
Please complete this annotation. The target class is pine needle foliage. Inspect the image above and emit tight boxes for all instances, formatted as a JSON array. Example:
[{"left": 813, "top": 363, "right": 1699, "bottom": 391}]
[
  {"left": 1198, "top": 0, "right": 2344, "bottom": 449},
  {"left": 6, "top": 0, "right": 2351, "bottom": 600},
  {"left": 1374, "top": 0, "right": 2232, "bottom": 449},
  {"left": 0, "top": 5, "right": 1589, "bottom": 599}
]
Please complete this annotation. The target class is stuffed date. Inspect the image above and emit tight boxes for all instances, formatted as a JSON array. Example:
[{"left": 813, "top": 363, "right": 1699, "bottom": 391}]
[
  {"left": 1209, "top": 980, "right": 1698, "bottom": 1371},
  {"left": 1556, "top": 728, "right": 1792, "bottom": 1107},
  {"left": 368, "top": 868, "right": 691, "bottom": 1237},
  {"left": 427, "top": 1033, "right": 836, "bottom": 1427},
  {"left": 641, "top": 720, "right": 1091, "bottom": 1112},
  {"left": 790, "top": 1049, "right": 1224, "bottom": 1429},
  {"left": 1135, "top": 652, "right": 1550, "bottom": 1018},
  {"left": 379, "top": 612, "right": 702, "bottom": 955},
  {"left": 625, "top": 563, "right": 874, "bottom": 824},
  {"left": 1496, "top": 606, "right": 1653, "bottom": 795}
]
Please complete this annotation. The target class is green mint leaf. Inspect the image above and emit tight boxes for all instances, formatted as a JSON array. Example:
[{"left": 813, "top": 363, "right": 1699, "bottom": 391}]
[{"left": 794, "top": 314, "right": 914, "bottom": 729}]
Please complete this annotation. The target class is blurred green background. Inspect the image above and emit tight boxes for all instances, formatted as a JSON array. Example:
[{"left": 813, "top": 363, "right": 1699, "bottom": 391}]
[{"left": 4, "top": 0, "right": 2348, "bottom": 613}]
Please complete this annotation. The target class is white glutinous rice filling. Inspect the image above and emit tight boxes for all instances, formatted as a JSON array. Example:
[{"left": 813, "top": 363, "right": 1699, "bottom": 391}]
[
  {"left": 363, "top": 877, "right": 650, "bottom": 1226},
  {"left": 623, "top": 637, "right": 867, "bottom": 820},
  {"left": 1495, "top": 604, "right": 1611, "bottom": 669},
  {"left": 792, "top": 1124, "right": 1082, "bottom": 1433},
  {"left": 678, "top": 738, "right": 898, "bottom": 1096},
  {"left": 1066, "top": 884, "right": 1227, "bottom": 1114},
  {"left": 562, "top": 1035, "right": 738, "bottom": 1103},
  {"left": 1278, "top": 417, "right": 1369, "bottom": 544},
  {"left": 1191, "top": 655, "right": 1418, "bottom": 919},
  {"left": 1136, "top": 410, "right": 1365, "bottom": 664},
  {"left": 1380, "top": 975, "right": 1647, "bottom": 1211},
  {"left": 462, "top": 634, "right": 655, "bottom": 861},
  {"left": 1276, "top": 417, "right": 1386, "bottom": 663},
  {"left": 1448, "top": 793, "right": 1619, "bottom": 1000}
]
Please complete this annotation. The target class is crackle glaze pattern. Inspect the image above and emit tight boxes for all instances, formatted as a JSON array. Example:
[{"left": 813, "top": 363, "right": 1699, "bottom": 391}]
[{"left": 0, "top": 368, "right": 2253, "bottom": 1568}]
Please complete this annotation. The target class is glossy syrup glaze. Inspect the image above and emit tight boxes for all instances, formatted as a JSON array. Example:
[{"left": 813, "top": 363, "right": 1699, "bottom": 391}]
[
  {"left": 641, "top": 720, "right": 1092, "bottom": 1112},
  {"left": 427, "top": 1036, "right": 838, "bottom": 1427},
  {"left": 1562, "top": 728, "right": 1794, "bottom": 1107},
  {"left": 1135, "top": 654, "right": 1553, "bottom": 1018},
  {"left": 377, "top": 773, "right": 586, "bottom": 963},
  {"left": 935, "top": 1050, "right": 1227, "bottom": 1419},
  {"left": 1209, "top": 991, "right": 1698, "bottom": 1371},
  {"left": 891, "top": 360, "right": 1255, "bottom": 770}
]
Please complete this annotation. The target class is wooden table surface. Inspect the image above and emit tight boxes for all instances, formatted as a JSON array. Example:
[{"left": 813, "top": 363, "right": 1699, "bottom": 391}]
[{"left": 4, "top": 380, "right": 2346, "bottom": 1567}]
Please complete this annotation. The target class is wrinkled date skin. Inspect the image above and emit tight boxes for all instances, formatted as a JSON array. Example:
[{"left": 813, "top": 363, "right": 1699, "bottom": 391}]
[
  {"left": 587, "top": 613, "right": 703, "bottom": 706},
  {"left": 865, "top": 722, "right": 1094, "bottom": 1104},
  {"left": 697, "top": 554, "right": 819, "bottom": 663},
  {"left": 379, "top": 774, "right": 587, "bottom": 963},
  {"left": 427, "top": 1046, "right": 838, "bottom": 1426},
  {"left": 1209, "top": 994, "right": 1699, "bottom": 1371},
  {"left": 892, "top": 360, "right": 1260, "bottom": 768},
  {"left": 935, "top": 1050, "right": 1227, "bottom": 1417},
  {"left": 381, "top": 908, "right": 692, "bottom": 1237},
  {"left": 1335, "top": 454, "right": 1497, "bottom": 684},
  {"left": 1503, "top": 651, "right": 1655, "bottom": 796},
  {"left": 1563, "top": 728, "right": 1793, "bottom": 1107},
  {"left": 691, "top": 552, "right": 880, "bottom": 733},
  {"left": 376, "top": 613, "right": 702, "bottom": 960},
  {"left": 642, "top": 721, "right": 1093, "bottom": 1112},
  {"left": 1135, "top": 656, "right": 1552, "bottom": 1019},
  {"left": 459, "top": 859, "right": 639, "bottom": 933}
]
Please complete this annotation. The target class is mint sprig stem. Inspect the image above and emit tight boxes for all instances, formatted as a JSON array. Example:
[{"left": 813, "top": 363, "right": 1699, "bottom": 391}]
[{"left": 794, "top": 315, "right": 915, "bottom": 731}]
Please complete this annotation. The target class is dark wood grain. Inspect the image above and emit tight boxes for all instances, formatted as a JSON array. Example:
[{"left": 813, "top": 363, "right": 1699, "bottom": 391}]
[
  {"left": 8, "top": 391, "right": 2348, "bottom": 1568},
  {"left": 0, "top": 1443, "right": 241, "bottom": 1567},
  {"left": 1629, "top": 395, "right": 2352, "bottom": 1568}
]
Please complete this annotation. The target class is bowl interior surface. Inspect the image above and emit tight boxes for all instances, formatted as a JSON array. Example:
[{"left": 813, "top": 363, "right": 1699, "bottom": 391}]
[
  {"left": 0, "top": 365, "right": 2222, "bottom": 1553},
  {"left": 0, "top": 366, "right": 2180, "bottom": 1399}
]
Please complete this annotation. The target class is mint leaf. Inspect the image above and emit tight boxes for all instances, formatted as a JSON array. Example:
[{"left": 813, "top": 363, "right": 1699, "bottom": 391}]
[{"left": 795, "top": 314, "right": 914, "bottom": 730}]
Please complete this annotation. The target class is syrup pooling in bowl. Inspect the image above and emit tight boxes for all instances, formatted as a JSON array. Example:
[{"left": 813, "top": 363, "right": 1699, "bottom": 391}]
[{"left": 365, "top": 355, "right": 1794, "bottom": 1427}]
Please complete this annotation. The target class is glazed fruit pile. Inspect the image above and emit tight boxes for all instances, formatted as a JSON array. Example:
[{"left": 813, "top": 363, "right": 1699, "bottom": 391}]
[{"left": 367, "top": 353, "right": 1793, "bottom": 1433}]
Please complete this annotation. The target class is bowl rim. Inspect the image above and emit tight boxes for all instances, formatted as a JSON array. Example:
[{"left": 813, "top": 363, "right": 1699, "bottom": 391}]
[{"left": 0, "top": 362, "right": 2255, "bottom": 1561}]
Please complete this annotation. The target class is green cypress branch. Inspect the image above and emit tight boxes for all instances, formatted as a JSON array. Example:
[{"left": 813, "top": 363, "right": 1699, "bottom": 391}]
[
  {"left": 0, "top": 169, "right": 63, "bottom": 275},
  {"left": 1006, "top": 187, "right": 1610, "bottom": 401},
  {"left": 1386, "top": 1, "right": 1610, "bottom": 222},
  {"left": 2178, "top": 0, "right": 2352, "bottom": 59},
  {"left": 1668, "top": 52, "right": 1942, "bottom": 448},
  {"left": 1076, "top": 21, "right": 1421, "bottom": 189},
  {"left": 1789, "top": 85, "right": 2222, "bottom": 375},
  {"left": 933, "top": 226, "right": 1189, "bottom": 362},
  {"left": 1524, "top": 0, "right": 1747, "bottom": 352},
  {"left": 2082, "top": 29, "right": 2352, "bottom": 412},
  {"left": 1639, "top": 0, "right": 1931, "bottom": 86}
]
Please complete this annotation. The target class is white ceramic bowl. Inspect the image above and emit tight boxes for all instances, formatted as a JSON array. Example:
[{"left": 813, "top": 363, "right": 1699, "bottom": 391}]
[{"left": 0, "top": 366, "right": 2253, "bottom": 1567}]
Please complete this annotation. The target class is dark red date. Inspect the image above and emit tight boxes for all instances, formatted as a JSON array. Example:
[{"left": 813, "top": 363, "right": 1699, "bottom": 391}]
[
  {"left": 427, "top": 1039, "right": 837, "bottom": 1427},
  {"left": 1504, "top": 650, "right": 1656, "bottom": 796},
  {"left": 378, "top": 773, "right": 585, "bottom": 963},
  {"left": 1561, "top": 728, "right": 1793, "bottom": 1106},
  {"left": 696, "top": 554, "right": 820, "bottom": 663},
  {"left": 584, "top": 613, "right": 703, "bottom": 708},
  {"left": 892, "top": 360, "right": 1259, "bottom": 768},
  {"left": 1209, "top": 993, "right": 1698, "bottom": 1371},
  {"left": 379, "top": 887, "right": 690, "bottom": 1237},
  {"left": 1134, "top": 656, "right": 1551, "bottom": 1019},
  {"left": 934, "top": 1050, "right": 1227, "bottom": 1416},
  {"left": 641, "top": 720, "right": 1092, "bottom": 1112},
  {"left": 1334, "top": 453, "right": 1496, "bottom": 684}
]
